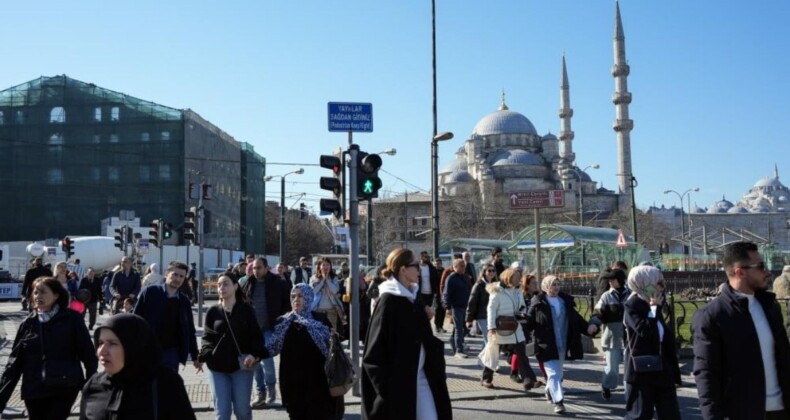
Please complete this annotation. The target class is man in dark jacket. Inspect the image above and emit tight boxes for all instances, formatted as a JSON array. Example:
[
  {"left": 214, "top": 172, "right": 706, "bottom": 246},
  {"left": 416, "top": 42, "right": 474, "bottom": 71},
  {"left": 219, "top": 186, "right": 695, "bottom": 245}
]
[
  {"left": 78, "top": 268, "right": 104, "bottom": 329},
  {"left": 21, "top": 257, "right": 51, "bottom": 310},
  {"left": 132, "top": 260, "right": 198, "bottom": 373},
  {"left": 110, "top": 257, "right": 141, "bottom": 314},
  {"left": 417, "top": 251, "right": 440, "bottom": 310},
  {"left": 442, "top": 258, "right": 471, "bottom": 357},
  {"left": 693, "top": 241, "right": 790, "bottom": 419},
  {"left": 241, "top": 257, "right": 291, "bottom": 408}
]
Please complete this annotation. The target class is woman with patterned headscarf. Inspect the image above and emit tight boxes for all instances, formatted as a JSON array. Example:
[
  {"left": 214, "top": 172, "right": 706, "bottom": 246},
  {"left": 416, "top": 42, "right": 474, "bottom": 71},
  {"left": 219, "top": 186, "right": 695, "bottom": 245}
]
[
  {"left": 622, "top": 265, "right": 681, "bottom": 419},
  {"left": 525, "top": 275, "right": 597, "bottom": 415},
  {"left": 266, "top": 282, "right": 343, "bottom": 420}
]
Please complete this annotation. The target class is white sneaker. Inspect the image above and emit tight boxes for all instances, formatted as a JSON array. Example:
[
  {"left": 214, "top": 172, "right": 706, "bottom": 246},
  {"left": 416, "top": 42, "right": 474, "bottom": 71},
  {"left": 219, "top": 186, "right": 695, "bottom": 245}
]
[{"left": 454, "top": 351, "right": 468, "bottom": 359}]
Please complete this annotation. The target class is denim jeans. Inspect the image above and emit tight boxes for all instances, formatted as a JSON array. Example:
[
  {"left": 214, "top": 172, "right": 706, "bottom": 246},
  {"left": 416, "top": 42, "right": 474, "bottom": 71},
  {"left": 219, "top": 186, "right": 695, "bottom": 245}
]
[
  {"left": 450, "top": 307, "right": 466, "bottom": 353},
  {"left": 254, "top": 330, "right": 276, "bottom": 394},
  {"left": 208, "top": 368, "right": 254, "bottom": 420},
  {"left": 602, "top": 346, "right": 623, "bottom": 390},
  {"left": 477, "top": 318, "right": 488, "bottom": 348}
]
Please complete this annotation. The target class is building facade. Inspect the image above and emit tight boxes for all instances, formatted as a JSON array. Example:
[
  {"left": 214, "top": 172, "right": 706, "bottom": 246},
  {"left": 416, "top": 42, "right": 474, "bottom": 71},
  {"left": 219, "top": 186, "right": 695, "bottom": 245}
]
[{"left": 0, "top": 75, "right": 266, "bottom": 253}]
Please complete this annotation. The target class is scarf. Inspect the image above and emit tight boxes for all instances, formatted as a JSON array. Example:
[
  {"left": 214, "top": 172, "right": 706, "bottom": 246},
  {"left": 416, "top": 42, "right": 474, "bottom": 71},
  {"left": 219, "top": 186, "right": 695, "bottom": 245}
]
[
  {"left": 265, "top": 283, "right": 331, "bottom": 359},
  {"left": 36, "top": 305, "right": 59, "bottom": 323}
]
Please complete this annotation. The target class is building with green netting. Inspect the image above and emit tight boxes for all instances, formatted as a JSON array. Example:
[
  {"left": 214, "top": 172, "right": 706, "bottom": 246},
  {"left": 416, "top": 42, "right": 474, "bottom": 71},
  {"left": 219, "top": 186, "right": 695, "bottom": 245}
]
[{"left": 0, "top": 75, "right": 266, "bottom": 253}]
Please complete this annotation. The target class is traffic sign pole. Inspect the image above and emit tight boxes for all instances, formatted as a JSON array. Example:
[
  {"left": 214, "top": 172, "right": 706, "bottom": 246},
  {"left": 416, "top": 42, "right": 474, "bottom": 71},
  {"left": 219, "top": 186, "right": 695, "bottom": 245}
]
[
  {"left": 535, "top": 209, "right": 542, "bottom": 280},
  {"left": 348, "top": 145, "right": 361, "bottom": 397}
]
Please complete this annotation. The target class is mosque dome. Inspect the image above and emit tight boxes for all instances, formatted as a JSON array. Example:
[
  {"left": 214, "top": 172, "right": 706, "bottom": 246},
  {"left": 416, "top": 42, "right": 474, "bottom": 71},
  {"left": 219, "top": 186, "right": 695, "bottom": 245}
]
[
  {"left": 445, "top": 170, "right": 474, "bottom": 184},
  {"left": 472, "top": 109, "right": 538, "bottom": 136},
  {"left": 490, "top": 149, "right": 544, "bottom": 166},
  {"left": 751, "top": 205, "right": 771, "bottom": 213},
  {"left": 692, "top": 203, "right": 706, "bottom": 214},
  {"left": 727, "top": 206, "right": 749, "bottom": 214},
  {"left": 543, "top": 133, "right": 558, "bottom": 141},
  {"left": 707, "top": 196, "right": 733, "bottom": 213},
  {"left": 753, "top": 176, "right": 785, "bottom": 189},
  {"left": 440, "top": 159, "right": 467, "bottom": 175}
]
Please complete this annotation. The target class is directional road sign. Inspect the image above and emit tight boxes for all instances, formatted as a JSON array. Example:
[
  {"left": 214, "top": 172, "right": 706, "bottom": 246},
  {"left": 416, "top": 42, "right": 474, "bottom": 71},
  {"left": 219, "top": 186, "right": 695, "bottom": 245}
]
[
  {"left": 328, "top": 102, "right": 373, "bottom": 133},
  {"left": 509, "top": 190, "right": 565, "bottom": 209}
]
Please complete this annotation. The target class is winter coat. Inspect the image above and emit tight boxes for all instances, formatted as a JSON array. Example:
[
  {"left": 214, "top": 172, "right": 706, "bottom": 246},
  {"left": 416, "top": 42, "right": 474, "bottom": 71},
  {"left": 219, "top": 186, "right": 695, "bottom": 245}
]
[
  {"left": 417, "top": 263, "right": 440, "bottom": 298},
  {"left": 241, "top": 272, "right": 291, "bottom": 331},
  {"left": 199, "top": 302, "right": 268, "bottom": 373},
  {"left": 590, "top": 286, "right": 629, "bottom": 349},
  {"left": 442, "top": 272, "right": 470, "bottom": 309},
  {"left": 466, "top": 279, "right": 491, "bottom": 322},
  {"left": 692, "top": 284, "right": 790, "bottom": 419},
  {"left": 525, "top": 291, "right": 590, "bottom": 362},
  {"left": 0, "top": 307, "right": 97, "bottom": 409},
  {"left": 486, "top": 284, "right": 526, "bottom": 345},
  {"left": 79, "top": 314, "right": 195, "bottom": 420},
  {"left": 362, "top": 280, "right": 451, "bottom": 420},
  {"left": 79, "top": 276, "right": 105, "bottom": 305},
  {"left": 132, "top": 284, "right": 198, "bottom": 365},
  {"left": 623, "top": 295, "right": 681, "bottom": 386},
  {"left": 110, "top": 270, "right": 141, "bottom": 298}
]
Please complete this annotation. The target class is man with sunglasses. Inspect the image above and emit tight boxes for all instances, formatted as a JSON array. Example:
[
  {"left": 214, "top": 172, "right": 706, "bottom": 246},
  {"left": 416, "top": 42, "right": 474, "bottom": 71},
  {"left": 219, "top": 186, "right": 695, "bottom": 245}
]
[{"left": 693, "top": 241, "right": 790, "bottom": 419}]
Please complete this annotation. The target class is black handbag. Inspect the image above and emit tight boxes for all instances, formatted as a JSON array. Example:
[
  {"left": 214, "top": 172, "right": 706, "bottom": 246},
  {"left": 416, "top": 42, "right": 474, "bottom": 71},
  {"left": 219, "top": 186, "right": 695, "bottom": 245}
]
[
  {"left": 626, "top": 322, "right": 664, "bottom": 373},
  {"left": 325, "top": 333, "right": 355, "bottom": 397}
]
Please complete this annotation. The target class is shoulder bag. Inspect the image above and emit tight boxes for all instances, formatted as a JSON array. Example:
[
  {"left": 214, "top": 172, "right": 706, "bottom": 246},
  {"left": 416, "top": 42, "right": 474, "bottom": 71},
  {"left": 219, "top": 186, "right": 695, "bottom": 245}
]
[
  {"left": 222, "top": 307, "right": 260, "bottom": 372},
  {"left": 494, "top": 290, "right": 520, "bottom": 336},
  {"left": 626, "top": 322, "right": 663, "bottom": 373},
  {"left": 325, "top": 332, "right": 355, "bottom": 396}
]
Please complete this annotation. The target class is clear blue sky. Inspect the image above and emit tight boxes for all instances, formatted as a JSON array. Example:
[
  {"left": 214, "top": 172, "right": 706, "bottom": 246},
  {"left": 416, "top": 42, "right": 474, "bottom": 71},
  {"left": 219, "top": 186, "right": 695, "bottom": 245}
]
[{"left": 3, "top": 0, "right": 789, "bottom": 213}]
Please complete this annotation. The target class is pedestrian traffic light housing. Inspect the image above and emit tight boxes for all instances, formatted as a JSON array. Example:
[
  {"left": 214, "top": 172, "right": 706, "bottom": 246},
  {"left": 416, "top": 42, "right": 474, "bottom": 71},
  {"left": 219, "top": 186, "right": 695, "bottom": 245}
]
[
  {"left": 357, "top": 152, "right": 382, "bottom": 199},
  {"left": 61, "top": 237, "right": 74, "bottom": 259},
  {"left": 184, "top": 207, "right": 197, "bottom": 245},
  {"left": 319, "top": 154, "right": 343, "bottom": 220},
  {"left": 162, "top": 222, "right": 173, "bottom": 239},
  {"left": 149, "top": 219, "right": 162, "bottom": 247},
  {"left": 114, "top": 227, "right": 125, "bottom": 251},
  {"left": 299, "top": 202, "right": 306, "bottom": 220}
]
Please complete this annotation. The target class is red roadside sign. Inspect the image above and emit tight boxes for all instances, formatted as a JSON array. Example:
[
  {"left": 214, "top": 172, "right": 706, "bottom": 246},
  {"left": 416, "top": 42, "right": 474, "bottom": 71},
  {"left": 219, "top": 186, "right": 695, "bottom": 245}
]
[{"left": 509, "top": 190, "right": 565, "bottom": 209}]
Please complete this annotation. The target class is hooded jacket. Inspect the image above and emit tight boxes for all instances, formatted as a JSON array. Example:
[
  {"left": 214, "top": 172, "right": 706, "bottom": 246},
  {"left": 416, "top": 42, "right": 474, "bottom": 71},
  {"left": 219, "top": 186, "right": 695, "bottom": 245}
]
[
  {"left": 80, "top": 314, "right": 195, "bottom": 420},
  {"left": 362, "top": 279, "right": 451, "bottom": 420}
]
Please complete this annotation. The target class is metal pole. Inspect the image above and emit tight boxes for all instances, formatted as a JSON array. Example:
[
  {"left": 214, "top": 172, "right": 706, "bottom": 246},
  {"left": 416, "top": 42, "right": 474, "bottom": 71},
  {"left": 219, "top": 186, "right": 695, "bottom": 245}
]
[
  {"left": 366, "top": 199, "right": 373, "bottom": 267},
  {"left": 197, "top": 185, "right": 204, "bottom": 327},
  {"left": 158, "top": 219, "right": 164, "bottom": 271},
  {"left": 279, "top": 176, "right": 286, "bottom": 265},
  {"left": 687, "top": 193, "right": 693, "bottom": 268},
  {"left": 431, "top": 0, "right": 440, "bottom": 261},
  {"left": 630, "top": 176, "right": 638, "bottom": 242},
  {"left": 534, "top": 208, "right": 542, "bottom": 280},
  {"left": 348, "top": 145, "right": 361, "bottom": 397}
]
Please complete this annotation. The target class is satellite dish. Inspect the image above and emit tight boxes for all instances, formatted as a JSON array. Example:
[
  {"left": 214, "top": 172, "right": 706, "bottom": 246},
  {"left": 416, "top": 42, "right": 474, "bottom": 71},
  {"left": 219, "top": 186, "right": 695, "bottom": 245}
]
[{"left": 26, "top": 243, "right": 46, "bottom": 257}]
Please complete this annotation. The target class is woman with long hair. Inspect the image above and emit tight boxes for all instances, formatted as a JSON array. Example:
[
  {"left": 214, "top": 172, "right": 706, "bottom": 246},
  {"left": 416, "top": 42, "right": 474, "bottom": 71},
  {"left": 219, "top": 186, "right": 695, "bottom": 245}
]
[
  {"left": 199, "top": 272, "right": 267, "bottom": 420},
  {"left": 623, "top": 265, "right": 681, "bottom": 419},
  {"left": 266, "top": 283, "right": 343, "bottom": 420},
  {"left": 510, "top": 270, "right": 544, "bottom": 384},
  {"left": 310, "top": 257, "right": 346, "bottom": 332},
  {"left": 466, "top": 262, "right": 496, "bottom": 349},
  {"left": 526, "top": 275, "right": 597, "bottom": 414},
  {"left": 0, "top": 277, "right": 98, "bottom": 419},
  {"left": 362, "top": 248, "right": 451, "bottom": 420},
  {"left": 483, "top": 268, "right": 537, "bottom": 390}
]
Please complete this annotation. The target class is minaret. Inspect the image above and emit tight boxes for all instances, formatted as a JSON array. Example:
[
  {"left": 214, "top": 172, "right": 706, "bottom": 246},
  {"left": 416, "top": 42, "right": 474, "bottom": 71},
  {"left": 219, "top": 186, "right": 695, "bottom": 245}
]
[
  {"left": 612, "top": 0, "right": 633, "bottom": 195},
  {"left": 558, "top": 52, "right": 575, "bottom": 163}
]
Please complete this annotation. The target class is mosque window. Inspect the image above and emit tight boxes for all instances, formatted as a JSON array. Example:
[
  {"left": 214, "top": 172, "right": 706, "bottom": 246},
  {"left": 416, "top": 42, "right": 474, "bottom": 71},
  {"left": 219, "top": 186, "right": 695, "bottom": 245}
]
[{"left": 111, "top": 107, "right": 120, "bottom": 121}]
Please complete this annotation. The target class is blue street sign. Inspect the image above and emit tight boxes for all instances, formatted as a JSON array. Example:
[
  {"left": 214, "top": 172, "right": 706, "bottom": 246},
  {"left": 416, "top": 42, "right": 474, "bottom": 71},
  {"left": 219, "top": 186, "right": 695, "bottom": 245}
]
[{"left": 328, "top": 102, "right": 373, "bottom": 133}]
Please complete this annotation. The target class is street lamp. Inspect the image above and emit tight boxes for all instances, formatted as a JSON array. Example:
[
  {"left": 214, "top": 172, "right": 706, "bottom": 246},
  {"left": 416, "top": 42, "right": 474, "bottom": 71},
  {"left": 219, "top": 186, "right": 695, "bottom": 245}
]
[
  {"left": 367, "top": 149, "right": 397, "bottom": 266},
  {"left": 265, "top": 168, "right": 304, "bottom": 265},
  {"left": 571, "top": 164, "right": 600, "bottom": 227},
  {"left": 663, "top": 187, "right": 699, "bottom": 266},
  {"left": 432, "top": 132, "right": 454, "bottom": 260}
]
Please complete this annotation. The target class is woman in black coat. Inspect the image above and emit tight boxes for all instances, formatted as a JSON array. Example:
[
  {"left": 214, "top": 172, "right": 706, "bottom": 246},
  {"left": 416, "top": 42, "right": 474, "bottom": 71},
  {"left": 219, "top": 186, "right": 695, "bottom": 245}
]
[
  {"left": 525, "top": 275, "right": 597, "bottom": 415},
  {"left": 623, "top": 265, "right": 681, "bottom": 420},
  {"left": 79, "top": 313, "right": 195, "bottom": 419},
  {"left": 0, "top": 277, "right": 98, "bottom": 420},
  {"left": 362, "top": 247, "right": 451, "bottom": 420},
  {"left": 265, "top": 282, "right": 342, "bottom": 420}
]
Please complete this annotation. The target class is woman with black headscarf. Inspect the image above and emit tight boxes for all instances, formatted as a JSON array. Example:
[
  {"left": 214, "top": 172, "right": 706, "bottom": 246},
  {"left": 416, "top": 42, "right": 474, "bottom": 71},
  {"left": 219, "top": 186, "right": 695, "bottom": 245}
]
[
  {"left": 79, "top": 313, "right": 195, "bottom": 419},
  {"left": 266, "top": 282, "right": 343, "bottom": 420}
]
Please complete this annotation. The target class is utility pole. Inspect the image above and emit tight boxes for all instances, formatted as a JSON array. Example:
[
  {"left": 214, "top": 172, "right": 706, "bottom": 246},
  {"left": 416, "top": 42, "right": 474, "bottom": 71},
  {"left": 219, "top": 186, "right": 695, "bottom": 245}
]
[{"left": 347, "top": 143, "right": 361, "bottom": 397}]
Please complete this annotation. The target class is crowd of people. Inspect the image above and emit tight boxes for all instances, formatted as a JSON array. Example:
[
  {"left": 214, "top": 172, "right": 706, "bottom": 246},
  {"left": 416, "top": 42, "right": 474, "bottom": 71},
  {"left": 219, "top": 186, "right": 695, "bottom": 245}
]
[{"left": 3, "top": 240, "right": 790, "bottom": 419}]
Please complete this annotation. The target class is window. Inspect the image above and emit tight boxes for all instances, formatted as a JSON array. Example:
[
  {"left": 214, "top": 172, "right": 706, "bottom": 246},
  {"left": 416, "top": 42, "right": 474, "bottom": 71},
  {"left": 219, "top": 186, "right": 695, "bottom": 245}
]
[
  {"left": 0, "top": 111, "right": 4, "bottom": 125},
  {"left": 48, "top": 133, "right": 64, "bottom": 152},
  {"left": 47, "top": 169, "right": 64, "bottom": 184},
  {"left": 160, "top": 131, "right": 170, "bottom": 141},
  {"left": 139, "top": 166, "right": 150, "bottom": 182},
  {"left": 94, "top": 107, "right": 101, "bottom": 122},
  {"left": 50, "top": 107, "right": 66, "bottom": 123},
  {"left": 92, "top": 134, "right": 100, "bottom": 144},
  {"left": 141, "top": 132, "right": 150, "bottom": 142},
  {"left": 15, "top": 111, "right": 23, "bottom": 124},
  {"left": 90, "top": 168, "right": 100, "bottom": 182},
  {"left": 421, "top": 219, "right": 427, "bottom": 226},
  {"left": 159, "top": 164, "right": 170, "bottom": 180},
  {"left": 111, "top": 107, "right": 120, "bottom": 121},
  {"left": 110, "top": 133, "right": 119, "bottom": 143},
  {"left": 108, "top": 167, "right": 119, "bottom": 182}
]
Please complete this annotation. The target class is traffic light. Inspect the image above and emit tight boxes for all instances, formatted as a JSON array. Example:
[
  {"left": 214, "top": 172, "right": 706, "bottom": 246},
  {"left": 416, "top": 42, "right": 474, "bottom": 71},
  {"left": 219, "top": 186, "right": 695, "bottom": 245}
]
[
  {"left": 114, "top": 227, "right": 125, "bottom": 250},
  {"left": 61, "top": 237, "right": 74, "bottom": 259},
  {"left": 184, "top": 207, "right": 197, "bottom": 245},
  {"left": 149, "top": 219, "right": 162, "bottom": 247},
  {"left": 163, "top": 222, "right": 173, "bottom": 240},
  {"left": 357, "top": 152, "right": 382, "bottom": 199},
  {"left": 300, "top": 202, "right": 306, "bottom": 220},
  {"left": 319, "top": 154, "right": 343, "bottom": 219}
]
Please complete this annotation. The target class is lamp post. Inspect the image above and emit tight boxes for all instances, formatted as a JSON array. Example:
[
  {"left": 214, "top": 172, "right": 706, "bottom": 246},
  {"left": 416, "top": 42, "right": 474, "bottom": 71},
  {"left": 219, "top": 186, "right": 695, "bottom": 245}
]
[
  {"left": 367, "top": 148, "right": 397, "bottom": 267},
  {"left": 571, "top": 164, "right": 600, "bottom": 227},
  {"left": 432, "top": 132, "right": 454, "bottom": 260},
  {"left": 663, "top": 187, "right": 699, "bottom": 267},
  {"left": 265, "top": 168, "right": 304, "bottom": 265}
]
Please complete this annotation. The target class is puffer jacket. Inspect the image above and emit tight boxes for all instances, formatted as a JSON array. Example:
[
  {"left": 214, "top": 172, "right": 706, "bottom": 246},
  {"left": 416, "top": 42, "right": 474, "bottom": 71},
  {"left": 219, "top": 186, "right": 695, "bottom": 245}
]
[{"left": 486, "top": 284, "right": 526, "bottom": 345}]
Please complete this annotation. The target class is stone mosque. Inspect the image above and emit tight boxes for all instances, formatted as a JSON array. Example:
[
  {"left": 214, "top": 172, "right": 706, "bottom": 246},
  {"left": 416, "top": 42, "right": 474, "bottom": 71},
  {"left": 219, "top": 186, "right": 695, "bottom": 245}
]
[{"left": 437, "top": 1, "right": 633, "bottom": 220}]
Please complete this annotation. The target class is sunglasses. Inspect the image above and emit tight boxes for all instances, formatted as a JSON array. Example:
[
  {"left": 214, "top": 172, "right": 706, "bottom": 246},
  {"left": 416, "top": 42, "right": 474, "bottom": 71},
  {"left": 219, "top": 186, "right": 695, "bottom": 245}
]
[
  {"left": 740, "top": 262, "right": 767, "bottom": 271},
  {"left": 485, "top": 269, "right": 496, "bottom": 273},
  {"left": 406, "top": 263, "right": 420, "bottom": 269}
]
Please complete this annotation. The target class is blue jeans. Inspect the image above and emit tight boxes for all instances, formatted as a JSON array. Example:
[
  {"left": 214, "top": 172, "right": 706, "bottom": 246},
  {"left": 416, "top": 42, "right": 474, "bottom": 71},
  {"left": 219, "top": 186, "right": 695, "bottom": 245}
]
[
  {"left": 602, "top": 346, "right": 623, "bottom": 390},
  {"left": 477, "top": 319, "right": 488, "bottom": 348},
  {"left": 163, "top": 347, "right": 179, "bottom": 372},
  {"left": 254, "top": 330, "right": 276, "bottom": 394},
  {"left": 208, "top": 368, "right": 254, "bottom": 420},
  {"left": 450, "top": 307, "right": 466, "bottom": 353}
]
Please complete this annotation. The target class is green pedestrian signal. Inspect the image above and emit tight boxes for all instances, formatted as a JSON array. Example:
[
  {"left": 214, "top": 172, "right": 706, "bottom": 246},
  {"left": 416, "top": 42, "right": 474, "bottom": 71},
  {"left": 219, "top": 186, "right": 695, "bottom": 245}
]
[{"left": 357, "top": 152, "right": 382, "bottom": 199}]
